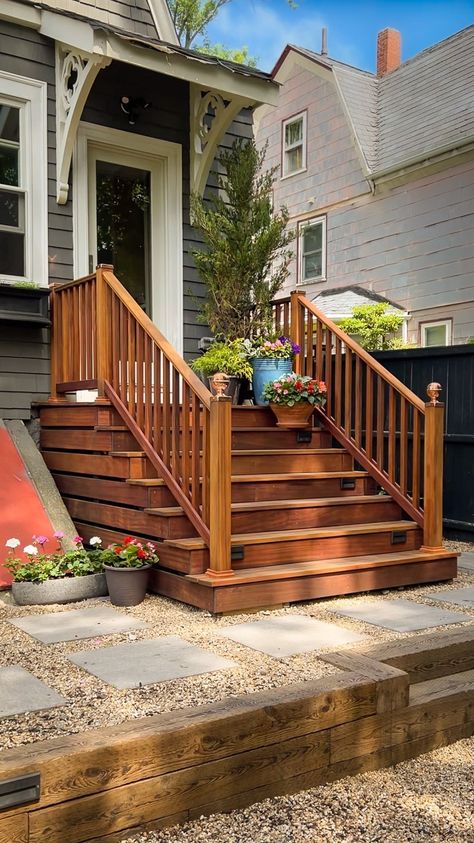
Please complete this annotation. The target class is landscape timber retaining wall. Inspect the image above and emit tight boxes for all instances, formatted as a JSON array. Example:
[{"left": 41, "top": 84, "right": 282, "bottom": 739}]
[{"left": 0, "top": 627, "right": 473, "bottom": 843}]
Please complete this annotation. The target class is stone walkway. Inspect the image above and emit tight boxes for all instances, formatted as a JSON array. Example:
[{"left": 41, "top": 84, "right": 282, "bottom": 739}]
[{"left": 1, "top": 552, "right": 474, "bottom": 725}]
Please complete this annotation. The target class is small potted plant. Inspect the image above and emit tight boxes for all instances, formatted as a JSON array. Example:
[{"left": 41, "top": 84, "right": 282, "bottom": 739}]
[
  {"left": 99, "top": 537, "right": 159, "bottom": 606},
  {"left": 5, "top": 534, "right": 107, "bottom": 605},
  {"left": 244, "top": 336, "right": 300, "bottom": 405},
  {"left": 263, "top": 373, "right": 327, "bottom": 428},
  {"left": 191, "top": 340, "right": 253, "bottom": 404}
]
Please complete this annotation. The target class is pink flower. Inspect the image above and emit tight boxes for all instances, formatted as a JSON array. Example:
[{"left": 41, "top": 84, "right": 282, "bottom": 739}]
[
  {"left": 54, "top": 530, "right": 64, "bottom": 539},
  {"left": 283, "top": 390, "right": 289, "bottom": 395},
  {"left": 73, "top": 535, "right": 83, "bottom": 545},
  {"left": 34, "top": 535, "right": 48, "bottom": 546}
]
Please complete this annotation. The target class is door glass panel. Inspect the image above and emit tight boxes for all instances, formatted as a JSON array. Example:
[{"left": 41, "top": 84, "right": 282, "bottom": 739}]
[{"left": 96, "top": 160, "right": 151, "bottom": 309}]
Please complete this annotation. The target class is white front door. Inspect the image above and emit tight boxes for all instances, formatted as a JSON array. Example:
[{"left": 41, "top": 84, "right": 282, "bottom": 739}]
[{"left": 73, "top": 123, "right": 183, "bottom": 353}]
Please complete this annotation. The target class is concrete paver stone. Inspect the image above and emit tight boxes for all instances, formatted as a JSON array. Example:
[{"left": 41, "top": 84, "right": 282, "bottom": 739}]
[
  {"left": 9, "top": 605, "right": 147, "bottom": 644},
  {"left": 336, "top": 598, "right": 473, "bottom": 632},
  {"left": 0, "top": 666, "right": 66, "bottom": 718},
  {"left": 219, "top": 615, "right": 365, "bottom": 658}
]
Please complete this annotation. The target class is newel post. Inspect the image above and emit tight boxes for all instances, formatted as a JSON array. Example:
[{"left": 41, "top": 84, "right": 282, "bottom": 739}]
[
  {"left": 48, "top": 284, "right": 60, "bottom": 402},
  {"left": 290, "top": 289, "right": 305, "bottom": 373},
  {"left": 207, "top": 393, "right": 234, "bottom": 578},
  {"left": 422, "top": 382, "right": 444, "bottom": 550},
  {"left": 95, "top": 264, "right": 112, "bottom": 401}
]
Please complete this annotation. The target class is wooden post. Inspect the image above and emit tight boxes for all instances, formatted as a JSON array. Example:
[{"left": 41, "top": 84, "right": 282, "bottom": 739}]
[
  {"left": 207, "top": 396, "right": 234, "bottom": 578},
  {"left": 290, "top": 289, "right": 305, "bottom": 374},
  {"left": 48, "top": 285, "right": 60, "bottom": 402},
  {"left": 95, "top": 264, "right": 112, "bottom": 401},
  {"left": 422, "top": 382, "right": 444, "bottom": 551}
]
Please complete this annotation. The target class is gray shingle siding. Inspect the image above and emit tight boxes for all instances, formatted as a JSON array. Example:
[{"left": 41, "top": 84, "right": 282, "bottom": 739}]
[{"left": 22, "top": 0, "right": 159, "bottom": 39}]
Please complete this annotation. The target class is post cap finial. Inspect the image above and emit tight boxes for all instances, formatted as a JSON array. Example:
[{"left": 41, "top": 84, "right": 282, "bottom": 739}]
[
  {"left": 427, "top": 382, "right": 442, "bottom": 405},
  {"left": 210, "top": 372, "right": 230, "bottom": 399}
]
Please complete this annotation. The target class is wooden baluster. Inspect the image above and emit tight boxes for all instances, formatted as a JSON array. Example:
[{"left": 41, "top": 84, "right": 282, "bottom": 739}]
[
  {"left": 365, "top": 367, "right": 373, "bottom": 460},
  {"left": 153, "top": 344, "right": 162, "bottom": 456},
  {"left": 144, "top": 334, "right": 152, "bottom": 442},
  {"left": 136, "top": 325, "right": 144, "bottom": 431},
  {"left": 77, "top": 283, "right": 83, "bottom": 381},
  {"left": 171, "top": 369, "right": 180, "bottom": 479},
  {"left": 111, "top": 292, "right": 119, "bottom": 391},
  {"left": 191, "top": 393, "right": 201, "bottom": 512},
  {"left": 182, "top": 383, "right": 191, "bottom": 501},
  {"left": 324, "top": 328, "right": 332, "bottom": 419},
  {"left": 376, "top": 376, "right": 384, "bottom": 470},
  {"left": 304, "top": 312, "right": 312, "bottom": 375},
  {"left": 422, "top": 383, "right": 444, "bottom": 550},
  {"left": 119, "top": 302, "right": 127, "bottom": 404},
  {"left": 283, "top": 300, "right": 290, "bottom": 335},
  {"left": 388, "top": 387, "right": 396, "bottom": 482},
  {"left": 207, "top": 396, "right": 233, "bottom": 578},
  {"left": 95, "top": 265, "right": 111, "bottom": 400},
  {"left": 335, "top": 337, "right": 342, "bottom": 428},
  {"left": 344, "top": 346, "right": 352, "bottom": 438},
  {"left": 48, "top": 286, "right": 60, "bottom": 401},
  {"left": 85, "top": 280, "right": 92, "bottom": 381},
  {"left": 290, "top": 290, "right": 305, "bottom": 373},
  {"left": 316, "top": 317, "right": 323, "bottom": 381},
  {"left": 127, "top": 311, "right": 136, "bottom": 416},
  {"left": 412, "top": 408, "right": 420, "bottom": 509},
  {"left": 61, "top": 288, "right": 70, "bottom": 386},
  {"left": 72, "top": 284, "right": 79, "bottom": 381},
  {"left": 354, "top": 356, "right": 362, "bottom": 447},
  {"left": 399, "top": 397, "right": 407, "bottom": 494},
  {"left": 162, "top": 358, "right": 171, "bottom": 469}
]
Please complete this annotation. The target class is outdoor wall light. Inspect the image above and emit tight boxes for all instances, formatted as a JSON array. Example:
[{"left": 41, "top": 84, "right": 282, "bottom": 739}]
[{"left": 120, "top": 96, "right": 151, "bottom": 126}]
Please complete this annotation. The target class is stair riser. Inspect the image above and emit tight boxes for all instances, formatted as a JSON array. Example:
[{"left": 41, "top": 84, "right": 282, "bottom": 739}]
[
  {"left": 151, "top": 542, "right": 207, "bottom": 575},
  {"left": 76, "top": 522, "right": 163, "bottom": 553},
  {"left": 64, "top": 497, "right": 198, "bottom": 541},
  {"left": 152, "top": 557, "right": 457, "bottom": 613},
  {"left": 232, "top": 452, "right": 352, "bottom": 475},
  {"left": 230, "top": 500, "right": 402, "bottom": 534},
  {"left": 43, "top": 450, "right": 156, "bottom": 480},
  {"left": 231, "top": 477, "right": 376, "bottom": 502},
  {"left": 164, "top": 528, "right": 423, "bottom": 571},
  {"left": 231, "top": 407, "right": 278, "bottom": 427},
  {"left": 231, "top": 430, "right": 331, "bottom": 450},
  {"left": 40, "top": 428, "right": 137, "bottom": 452}
]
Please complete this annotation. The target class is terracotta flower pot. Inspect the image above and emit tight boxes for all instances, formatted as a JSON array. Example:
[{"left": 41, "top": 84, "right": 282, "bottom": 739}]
[
  {"left": 103, "top": 564, "right": 151, "bottom": 606},
  {"left": 269, "top": 401, "right": 315, "bottom": 429}
]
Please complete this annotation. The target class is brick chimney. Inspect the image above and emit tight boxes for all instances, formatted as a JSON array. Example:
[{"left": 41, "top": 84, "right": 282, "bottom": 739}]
[{"left": 377, "top": 28, "right": 401, "bottom": 76}]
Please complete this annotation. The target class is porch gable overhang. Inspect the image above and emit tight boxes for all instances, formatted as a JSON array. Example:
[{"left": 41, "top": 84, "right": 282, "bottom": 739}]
[{"left": 1, "top": 0, "right": 278, "bottom": 203}]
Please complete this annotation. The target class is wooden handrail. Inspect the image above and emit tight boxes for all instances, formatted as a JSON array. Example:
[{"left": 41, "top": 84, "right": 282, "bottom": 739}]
[
  {"left": 283, "top": 290, "right": 444, "bottom": 543},
  {"left": 49, "top": 267, "right": 233, "bottom": 567}
]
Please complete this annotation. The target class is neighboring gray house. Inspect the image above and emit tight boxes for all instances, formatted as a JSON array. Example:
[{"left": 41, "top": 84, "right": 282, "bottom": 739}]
[
  {"left": 0, "top": 0, "right": 276, "bottom": 419},
  {"left": 256, "top": 26, "right": 474, "bottom": 346}
]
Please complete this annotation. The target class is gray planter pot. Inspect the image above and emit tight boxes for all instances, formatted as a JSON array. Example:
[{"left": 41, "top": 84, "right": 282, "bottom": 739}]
[
  {"left": 104, "top": 564, "right": 151, "bottom": 606},
  {"left": 11, "top": 573, "right": 108, "bottom": 606}
]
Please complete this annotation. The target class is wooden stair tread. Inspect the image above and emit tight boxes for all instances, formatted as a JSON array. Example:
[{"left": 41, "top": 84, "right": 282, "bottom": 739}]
[
  {"left": 165, "top": 520, "right": 418, "bottom": 550},
  {"left": 232, "top": 448, "right": 343, "bottom": 456},
  {"left": 146, "top": 495, "right": 393, "bottom": 519},
  {"left": 232, "top": 471, "right": 369, "bottom": 483},
  {"left": 126, "top": 478, "right": 165, "bottom": 486},
  {"left": 187, "top": 549, "right": 457, "bottom": 586},
  {"left": 95, "top": 425, "right": 129, "bottom": 432},
  {"left": 110, "top": 451, "right": 146, "bottom": 457}
]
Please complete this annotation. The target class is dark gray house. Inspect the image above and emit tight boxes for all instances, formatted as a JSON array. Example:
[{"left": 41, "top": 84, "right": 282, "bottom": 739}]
[
  {"left": 256, "top": 26, "right": 474, "bottom": 347},
  {"left": 0, "top": 0, "right": 277, "bottom": 420}
]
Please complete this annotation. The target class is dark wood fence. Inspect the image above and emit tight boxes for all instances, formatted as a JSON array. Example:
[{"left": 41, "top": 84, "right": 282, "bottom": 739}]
[{"left": 373, "top": 345, "right": 474, "bottom": 539}]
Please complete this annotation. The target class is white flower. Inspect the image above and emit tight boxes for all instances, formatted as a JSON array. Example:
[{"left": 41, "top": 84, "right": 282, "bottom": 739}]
[
  {"left": 23, "top": 545, "right": 38, "bottom": 556},
  {"left": 89, "top": 536, "right": 102, "bottom": 547},
  {"left": 5, "top": 538, "right": 20, "bottom": 549}
]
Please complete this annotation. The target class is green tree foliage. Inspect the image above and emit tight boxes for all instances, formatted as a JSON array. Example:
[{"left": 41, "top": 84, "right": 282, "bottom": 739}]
[
  {"left": 199, "top": 40, "right": 257, "bottom": 67},
  {"left": 191, "top": 139, "right": 294, "bottom": 340},
  {"left": 339, "top": 303, "right": 405, "bottom": 351}
]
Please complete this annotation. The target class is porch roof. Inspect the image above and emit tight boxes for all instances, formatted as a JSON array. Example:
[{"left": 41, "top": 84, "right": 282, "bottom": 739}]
[{"left": 312, "top": 286, "right": 407, "bottom": 319}]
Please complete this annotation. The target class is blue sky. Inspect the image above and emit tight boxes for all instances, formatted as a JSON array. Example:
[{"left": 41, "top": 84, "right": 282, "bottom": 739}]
[{"left": 206, "top": 0, "right": 474, "bottom": 72}]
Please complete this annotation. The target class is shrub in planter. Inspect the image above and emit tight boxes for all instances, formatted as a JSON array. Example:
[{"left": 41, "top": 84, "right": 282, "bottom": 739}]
[
  {"left": 5, "top": 534, "right": 107, "bottom": 605},
  {"left": 191, "top": 340, "right": 252, "bottom": 404},
  {"left": 263, "top": 373, "right": 327, "bottom": 428},
  {"left": 99, "top": 537, "right": 159, "bottom": 607}
]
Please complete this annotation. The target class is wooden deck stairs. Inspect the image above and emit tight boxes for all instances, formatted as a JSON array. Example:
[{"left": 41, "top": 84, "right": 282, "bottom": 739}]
[{"left": 40, "top": 267, "right": 457, "bottom": 612}]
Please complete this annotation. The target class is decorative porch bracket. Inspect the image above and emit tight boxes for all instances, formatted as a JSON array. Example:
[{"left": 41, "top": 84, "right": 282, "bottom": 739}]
[
  {"left": 55, "top": 44, "right": 111, "bottom": 204},
  {"left": 190, "top": 85, "right": 251, "bottom": 196}
]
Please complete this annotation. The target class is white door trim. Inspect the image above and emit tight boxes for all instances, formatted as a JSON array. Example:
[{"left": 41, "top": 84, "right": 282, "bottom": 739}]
[{"left": 73, "top": 121, "right": 183, "bottom": 354}]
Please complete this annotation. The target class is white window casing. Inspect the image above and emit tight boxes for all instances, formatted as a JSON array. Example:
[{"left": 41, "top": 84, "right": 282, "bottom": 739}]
[
  {"left": 0, "top": 71, "right": 48, "bottom": 286},
  {"left": 282, "top": 111, "right": 307, "bottom": 178},
  {"left": 421, "top": 320, "right": 452, "bottom": 347},
  {"left": 298, "top": 215, "right": 327, "bottom": 284}
]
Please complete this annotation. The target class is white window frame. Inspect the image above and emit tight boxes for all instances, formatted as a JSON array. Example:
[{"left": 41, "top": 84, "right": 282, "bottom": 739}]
[
  {"left": 421, "top": 320, "right": 452, "bottom": 347},
  {"left": 0, "top": 71, "right": 48, "bottom": 286},
  {"left": 298, "top": 215, "right": 327, "bottom": 284},
  {"left": 282, "top": 111, "right": 307, "bottom": 179}
]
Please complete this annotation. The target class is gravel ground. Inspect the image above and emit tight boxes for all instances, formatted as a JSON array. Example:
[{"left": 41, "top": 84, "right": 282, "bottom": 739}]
[
  {"left": 0, "top": 540, "right": 472, "bottom": 750},
  {"left": 122, "top": 737, "right": 474, "bottom": 843}
]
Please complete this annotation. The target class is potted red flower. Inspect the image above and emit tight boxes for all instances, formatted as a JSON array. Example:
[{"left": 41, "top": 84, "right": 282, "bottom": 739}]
[
  {"left": 100, "top": 537, "right": 159, "bottom": 606},
  {"left": 263, "top": 373, "right": 327, "bottom": 428}
]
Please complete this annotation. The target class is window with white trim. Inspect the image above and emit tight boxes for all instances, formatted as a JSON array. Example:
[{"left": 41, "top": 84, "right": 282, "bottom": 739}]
[
  {"left": 421, "top": 320, "right": 451, "bottom": 347},
  {"left": 0, "top": 73, "right": 47, "bottom": 285},
  {"left": 298, "top": 216, "right": 326, "bottom": 283},
  {"left": 282, "top": 112, "right": 306, "bottom": 177}
]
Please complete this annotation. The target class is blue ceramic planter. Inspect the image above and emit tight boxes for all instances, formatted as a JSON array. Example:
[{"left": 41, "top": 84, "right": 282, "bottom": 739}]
[{"left": 252, "top": 358, "right": 293, "bottom": 405}]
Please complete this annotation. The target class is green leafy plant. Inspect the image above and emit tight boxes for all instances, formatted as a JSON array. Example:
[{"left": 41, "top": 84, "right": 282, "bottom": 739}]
[
  {"left": 12, "top": 280, "right": 40, "bottom": 289},
  {"left": 191, "top": 139, "right": 294, "bottom": 341},
  {"left": 243, "top": 335, "right": 300, "bottom": 360},
  {"left": 191, "top": 340, "right": 252, "bottom": 379},
  {"left": 263, "top": 373, "right": 327, "bottom": 407},
  {"left": 100, "top": 537, "right": 159, "bottom": 569},
  {"left": 339, "top": 303, "right": 404, "bottom": 351},
  {"left": 4, "top": 534, "right": 104, "bottom": 582}
]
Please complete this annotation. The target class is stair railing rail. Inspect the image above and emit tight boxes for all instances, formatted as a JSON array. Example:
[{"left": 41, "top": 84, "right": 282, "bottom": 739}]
[
  {"left": 283, "top": 290, "right": 444, "bottom": 550},
  {"left": 50, "top": 266, "right": 233, "bottom": 577}
]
